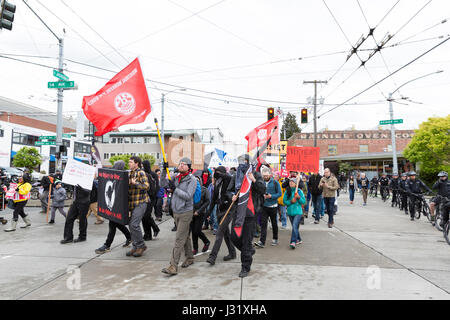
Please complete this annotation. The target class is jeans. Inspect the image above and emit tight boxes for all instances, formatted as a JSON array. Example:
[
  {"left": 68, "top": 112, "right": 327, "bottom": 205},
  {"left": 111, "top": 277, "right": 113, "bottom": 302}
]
[
  {"left": 279, "top": 205, "right": 287, "bottom": 227},
  {"left": 105, "top": 220, "right": 131, "bottom": 248},
  {"left": 129, "top": 202, "right": 147, "bottom": 249},
  {"left": 311, "top": 194, "right": 323, "bottom": 221},
  {"left": 288, "top": 215, "right": 302, "bottom": 244},
  {"left": 323, "top": 197, "right": 335, "bottom": 224},
  {"left": 305, "top": 193, "right": 311, "bottom": 213},
  {"left": 260, "top": 206, "right": 278, "bottom": 245},
  {"left": 321, "top": 198, "right": 325, "bottom": 216},
  {"left": 349, "top": 188, "right": 355, "bottom": 202}
]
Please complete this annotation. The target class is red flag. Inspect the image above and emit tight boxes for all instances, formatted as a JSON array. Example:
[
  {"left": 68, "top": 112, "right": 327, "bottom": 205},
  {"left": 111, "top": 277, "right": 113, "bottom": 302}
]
[
  {"left": 232, "top": 165, "right": 255, "bottom": 239},
  {"left": 245, "top": 116, "right": 279, "bottom": 152},
  {"left": 82, "top": 58, "right": 151, "bottom": 136}
]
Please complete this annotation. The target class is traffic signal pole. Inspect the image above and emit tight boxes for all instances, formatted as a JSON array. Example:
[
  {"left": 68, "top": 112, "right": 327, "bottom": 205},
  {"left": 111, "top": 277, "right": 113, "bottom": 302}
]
[{"left": 303, "top": 80, "right": 327, "bottom": 147}]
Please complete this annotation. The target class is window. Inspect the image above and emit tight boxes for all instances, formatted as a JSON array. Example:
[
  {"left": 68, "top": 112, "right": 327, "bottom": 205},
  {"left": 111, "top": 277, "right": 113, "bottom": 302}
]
[
  {"left": 124, "top": 137, "right": 131, "bottom": 144},
  {"left": 387, "top": 145, "right": 392, "bottom": 152},
  {"left": 135, "top": 137, "right": 144, "bottom": 144},
  {"left": 12, "top": 132, "right": 39, "bottom": 146},
  {"left": 359, "top": 145, "right": 369, "bottom": 153},
  {"left": 74, "top": 142, "right": 91, "bottom": 154},
  {"left": 110, "top": 153, "right": 116, "bottom": 157},
  {"left": 111, "top": 137, "right": 117, "bottom": 144},
  {"left": 328, "top": 145, "right": 337, "bottom": 155},
  {"left": 104, "top": 153, "right": 109, "bottom": 160},
  {"left": 0, "top": 129, "right": 4, "bottom": 137}
]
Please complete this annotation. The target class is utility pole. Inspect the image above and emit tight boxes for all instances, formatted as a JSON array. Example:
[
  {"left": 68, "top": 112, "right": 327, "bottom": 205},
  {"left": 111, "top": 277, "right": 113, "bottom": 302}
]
[
  {"left": 56, "top": 32, "right": 65, "bottom": 171},
  {"left": 387, "top": 93, "right": 398, "bottom": 175},
  {"left": 303, "top": 80, "right": 327, "bottom": 147}
]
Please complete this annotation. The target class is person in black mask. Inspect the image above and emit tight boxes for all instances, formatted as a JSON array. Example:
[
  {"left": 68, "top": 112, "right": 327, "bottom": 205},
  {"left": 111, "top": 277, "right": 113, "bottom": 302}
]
[
  {"left": 206, "top": 166, "right": 236, "bottom": 265},
  {"left": 230, "top": 154, "right": 266, "bottom": 278}
]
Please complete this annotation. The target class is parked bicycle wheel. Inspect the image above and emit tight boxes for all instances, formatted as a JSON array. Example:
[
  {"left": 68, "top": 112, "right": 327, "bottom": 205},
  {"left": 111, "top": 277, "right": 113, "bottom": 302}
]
[{"left": 435, "top": 212, "right": 444, "bottom": 231}]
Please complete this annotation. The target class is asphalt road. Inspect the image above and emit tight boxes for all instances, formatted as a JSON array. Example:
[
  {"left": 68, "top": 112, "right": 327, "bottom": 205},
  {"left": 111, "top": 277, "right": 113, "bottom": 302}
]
[{"left": 0, "top": 192, "right": 449, "bottom": 300}]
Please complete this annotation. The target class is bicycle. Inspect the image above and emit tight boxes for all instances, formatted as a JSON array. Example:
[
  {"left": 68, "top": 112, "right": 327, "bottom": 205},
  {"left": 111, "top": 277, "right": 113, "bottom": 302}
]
[
  {"left": 380, "top": 186, "right": 390, "bottom": 202},
  {"left": 434, "top": 195, "right": 449, "bottom": 232},
  {"left": 369, "top": 186, "right": 378, "bottom": 198},
  {"left": 410, "top": 193, "right": 430, "bottom": 220},
  {"left": 391, "top": 189, "right": 401, "bottom": 208}
]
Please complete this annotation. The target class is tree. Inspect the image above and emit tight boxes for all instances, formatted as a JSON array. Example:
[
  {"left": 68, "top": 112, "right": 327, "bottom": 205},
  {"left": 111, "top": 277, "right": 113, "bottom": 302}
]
[
  {"left": 403, "top": 115, "right": 450, "bottom": 184},
  {"left": 281, "top": 112, "right": 301, "bottom": 140},
  {"left": 109, "top": 153, "right": 156, "bottom": 170},
  {"left": 12, "top": 147, "right": 42, "bottom": 173},
  {"left": 337, "top": 161, "right": 352, "bottom": 174}
]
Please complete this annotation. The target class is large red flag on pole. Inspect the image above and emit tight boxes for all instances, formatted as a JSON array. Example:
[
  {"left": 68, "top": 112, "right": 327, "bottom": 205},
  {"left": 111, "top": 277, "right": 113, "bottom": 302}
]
[
  {"left": 245, "top": 116, "right": 279, "bottom": 152},
  {"left": 82, "top": 58, "right": 151, "bottom": 136}
]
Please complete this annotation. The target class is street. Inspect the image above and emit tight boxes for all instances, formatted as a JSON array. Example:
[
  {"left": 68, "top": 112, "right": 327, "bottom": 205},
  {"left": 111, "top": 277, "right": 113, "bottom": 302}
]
[{"left": 1, "top": 192, "right": 449, "bottom": 300}]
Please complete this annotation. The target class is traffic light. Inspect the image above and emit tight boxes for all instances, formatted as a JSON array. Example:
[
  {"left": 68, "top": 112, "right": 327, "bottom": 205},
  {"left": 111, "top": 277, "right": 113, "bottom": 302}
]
[
  {"left": 301, "top": 108, "right": 308, "bottom": 123},
  {"left": 267, "top": 107, "right": 274, "bottom": 121},
  {"left": 0, "top": 0, "right": 16, "bottom": 31}
]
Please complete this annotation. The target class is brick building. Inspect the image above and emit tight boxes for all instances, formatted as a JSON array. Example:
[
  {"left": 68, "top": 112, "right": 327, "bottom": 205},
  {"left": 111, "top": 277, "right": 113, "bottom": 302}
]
[{"left": 289, "top": 129, "right": 416, "bottom": 177}]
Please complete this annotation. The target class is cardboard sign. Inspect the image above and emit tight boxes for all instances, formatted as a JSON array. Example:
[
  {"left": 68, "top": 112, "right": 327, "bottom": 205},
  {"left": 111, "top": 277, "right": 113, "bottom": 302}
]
[
  {"left": 286, "top": 146, "right": 320, "bottom": 173},
  {"left": 62, "top": 158, "right": 96, "bottom": 190},
  {"left": 5, "top": 182, "right": 17, "bottom": 200},
  {"left": 97, "top": 168, "right": 130, "bottom": 225}
]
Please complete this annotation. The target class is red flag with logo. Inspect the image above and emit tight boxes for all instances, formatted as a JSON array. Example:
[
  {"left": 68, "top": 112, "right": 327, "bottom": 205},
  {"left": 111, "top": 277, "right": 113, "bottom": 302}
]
[
  {"left": 82, "top": 58, "right": 151, "bottom": 136},
  {"left": 245, "top": 116, "right": 279, "bottom": 152}
]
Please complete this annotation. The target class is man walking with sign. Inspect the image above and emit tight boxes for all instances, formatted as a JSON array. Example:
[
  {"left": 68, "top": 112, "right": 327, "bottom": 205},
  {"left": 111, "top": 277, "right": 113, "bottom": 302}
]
[
  {"left": 126, "top": 156, "right": 150, "bottom": 257},
  {"left": 162, "top": 157, "right": 198, "bottom": 276}
]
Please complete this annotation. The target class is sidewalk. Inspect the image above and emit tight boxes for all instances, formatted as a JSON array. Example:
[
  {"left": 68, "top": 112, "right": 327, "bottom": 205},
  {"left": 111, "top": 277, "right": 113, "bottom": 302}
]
[{"left": 0, "top": 193, "right": 449, "bottom": 300}]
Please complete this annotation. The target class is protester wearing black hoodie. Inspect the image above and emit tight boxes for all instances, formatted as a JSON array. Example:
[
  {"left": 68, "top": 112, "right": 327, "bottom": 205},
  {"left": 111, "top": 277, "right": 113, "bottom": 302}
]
[
  {"left": 308, "top": 172, "right": 323, "bottom": 223},
  {"left": 206, "top": 166, "right": 236, "bottom": 265},
  {"left": 142, "top": 160, "right": 160, "bottom": 241}
]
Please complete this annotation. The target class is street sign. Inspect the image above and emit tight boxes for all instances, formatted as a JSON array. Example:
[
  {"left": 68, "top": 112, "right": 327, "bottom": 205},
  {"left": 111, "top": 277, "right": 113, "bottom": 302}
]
[
  {"left": 39, "top": 136, "right": 56, "bottom": 140},
  {"left": 48, "top": 81, "right": 74, "bottom": 89},
  {"left": 35, "top": 141, "right": 56, "bottom": 146},
  {"left": 379, "top": 119, "right": 403, "bottom": 125},
  {"left": 63, "top": 133, "right": 71, "bottom": 138},
  {"left": 53, "top": 70, "right": 69, "bottom": 81}
]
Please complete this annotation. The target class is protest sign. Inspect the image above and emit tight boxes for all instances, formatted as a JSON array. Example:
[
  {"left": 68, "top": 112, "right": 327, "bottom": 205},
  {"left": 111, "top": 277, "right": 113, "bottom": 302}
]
[
  {"left": 97, "top": 168, "right": 130, "bottom": 225},
  {"left": 62, "top": 158, "right": 96, "bottom": 190},
  {"left": 286, "top": 146, "right": 320, "bottom": 173}
]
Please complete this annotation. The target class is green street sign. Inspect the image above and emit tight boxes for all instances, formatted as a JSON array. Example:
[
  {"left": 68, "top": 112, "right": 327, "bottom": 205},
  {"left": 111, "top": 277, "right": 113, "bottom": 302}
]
[
  {"left": 379, "top": 119, "right": 403, "bottom": 125},
  {"left": 35, "top": 141, "right": 56, "bottom": 146},
  {"left": 48, "top": 81, "right": 74, "bottom": 89},
  {"left": 63, "top": 134, "right": 71, "bottom": 138},
  {"left": 53, "top": 70, "right": 69, "bottom": 81},
  {"left": 38, "top": 136, "right": 56, "bottom": 140}
]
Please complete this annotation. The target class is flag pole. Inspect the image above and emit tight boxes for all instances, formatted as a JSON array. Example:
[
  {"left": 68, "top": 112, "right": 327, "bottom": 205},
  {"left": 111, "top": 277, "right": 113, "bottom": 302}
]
[
  {"left": 219, "top": 192, "right": 239, "bottom": 226},
  {"left": 154, "top": 118, "right": 171, "bottom": 180}
]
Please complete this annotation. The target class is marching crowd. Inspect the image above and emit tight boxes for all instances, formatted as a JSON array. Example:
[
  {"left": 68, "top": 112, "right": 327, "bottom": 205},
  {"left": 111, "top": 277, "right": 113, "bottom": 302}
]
[{"left": 2, "top": 154, "right": 448, "bottom": 277}]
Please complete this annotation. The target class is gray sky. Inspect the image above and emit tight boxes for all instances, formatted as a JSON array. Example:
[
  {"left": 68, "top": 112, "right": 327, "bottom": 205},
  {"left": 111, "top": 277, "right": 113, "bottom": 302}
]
[{"left": 0, "top": 0, "right": 449, "bottom": 143}]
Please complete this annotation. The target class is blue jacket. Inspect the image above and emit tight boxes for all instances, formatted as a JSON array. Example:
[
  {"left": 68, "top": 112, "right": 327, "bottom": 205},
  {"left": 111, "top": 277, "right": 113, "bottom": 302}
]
[
  {"left": 263, "top": 177, "right": 282, "bottom": 207},
  {"left": 283, "top": 187, "right": 306, "bottom": 216}
]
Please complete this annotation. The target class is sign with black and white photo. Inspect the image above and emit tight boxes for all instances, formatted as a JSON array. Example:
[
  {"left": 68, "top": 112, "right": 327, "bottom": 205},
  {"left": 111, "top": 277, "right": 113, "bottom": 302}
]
[{"left": 97, "top": 168, "right": 129, "bottom": 225}]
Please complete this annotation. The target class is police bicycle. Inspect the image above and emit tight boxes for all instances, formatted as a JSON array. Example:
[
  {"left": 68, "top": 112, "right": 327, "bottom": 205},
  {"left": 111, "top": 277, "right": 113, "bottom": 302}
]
[
  {"left": 409, "top": 193, "right": 431, "bottom": 220},
  {"left": 380, "top": 186, "right": 390, "bottom": 202},
  {"left": 433, "top": 195, "right": 449, "bottom": 232}
]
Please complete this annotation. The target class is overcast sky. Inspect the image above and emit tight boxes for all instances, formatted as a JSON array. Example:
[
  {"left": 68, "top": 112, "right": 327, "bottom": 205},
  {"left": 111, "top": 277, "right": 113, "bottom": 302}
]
[{"left": 0, "top": 0, "right": 449, "bottom": 143}]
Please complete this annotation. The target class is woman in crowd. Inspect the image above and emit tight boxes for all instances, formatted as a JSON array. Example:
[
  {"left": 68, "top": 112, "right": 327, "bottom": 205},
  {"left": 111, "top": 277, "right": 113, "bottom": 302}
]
[
  {"left": 191, "top": 176, "right": 211, "bottom": 255},
  {"left": 5, "top": 173, "right": 32, "bottom": 232},
  {"left": 348, "top": 175, "right": 356, "bottom": 204},
  {"left": 49, "top": 180, "right": 67, "bottom": 224},
  {"left": 283, "top": 177, "right": 306, "bottom": 249}
]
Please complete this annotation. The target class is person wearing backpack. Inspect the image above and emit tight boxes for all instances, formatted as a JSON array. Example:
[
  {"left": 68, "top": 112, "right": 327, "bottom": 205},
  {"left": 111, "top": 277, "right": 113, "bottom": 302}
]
[
  {"left": 142, "top": 160, "right": 160, "bottom": 241},
  {"left": 254, "top": 166, "right": 282, "bottom": 248},
  {"left": 191, "top": 176, "right": 211, "bottom": 255}
]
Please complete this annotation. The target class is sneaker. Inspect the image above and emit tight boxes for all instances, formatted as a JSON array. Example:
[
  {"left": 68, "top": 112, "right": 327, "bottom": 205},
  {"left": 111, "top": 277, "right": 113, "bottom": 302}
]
[
  {"left": 206, "top": 256, "right": 216, "bottom": 265},
  {"left": 290, "top": 242, "right": 296, "bottom": 249},
  {"left": 123, "top": 239, "right": 131, "bottom": 247},
  {"left": 161, "top": 265, "right": 178, "bottom": 276},
  {"left": 60, "top": 238, "right": 73, "bottom": 244},
  {"left": 143, "top": 235, "right": 152, "bottom": 241},
  {"left": 296, "top": 240, "right": 302, "bottom": 245},
  {"left": 192, "top": 249, "right": 198, "bottom": 255},
  {"left": 271, "top": 239, "right": 278, "bottom": 246},
  {"left": 314, "top": 220, "right": 319, "bottom": 224},
  {"left": 49, "top": 220, "right": 55, "bottom": 224},
  {"left": 181, "top": 258, "right": 194, "bottom": 268},
  {"left": 133, "top": 246, "right": 147, "bottom": 257},
  {"left": 223, "top": 254, "right": 236, "bottom": 261},
  {"left": 239, "top": 269, "right": 249, "bottom": 278},
  {"left": 153, "top": 230, "right": 159, "bottom": 238},
  {"left": 212, "top": 229, "right": 217, "bottom": 235},
  {"left": 202, "top": 242, "right": 210, "bottom": 253},
  {"left": 126, "top": 248, "right": 137, "bottom": 256},
  {"left": 254, "top": 241, "right": 265, "bottom": 248},
  {"left": 410, "top": 217, "right": 414, "bottom": 221},
  {"left": 95, "top": 220, "right": 104, "bottom": 225},
  {"left": 281, "top": 225, "right": 287, "bottom": 229},
  {"left": 95, "top": 245, "right": 110, "bottom": 254},
  {"left": 171, "top": 225, "right": 177, "bottom": 232},
  {"left": 73, "top": 238, "right": 86, "bottom": 243}
]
